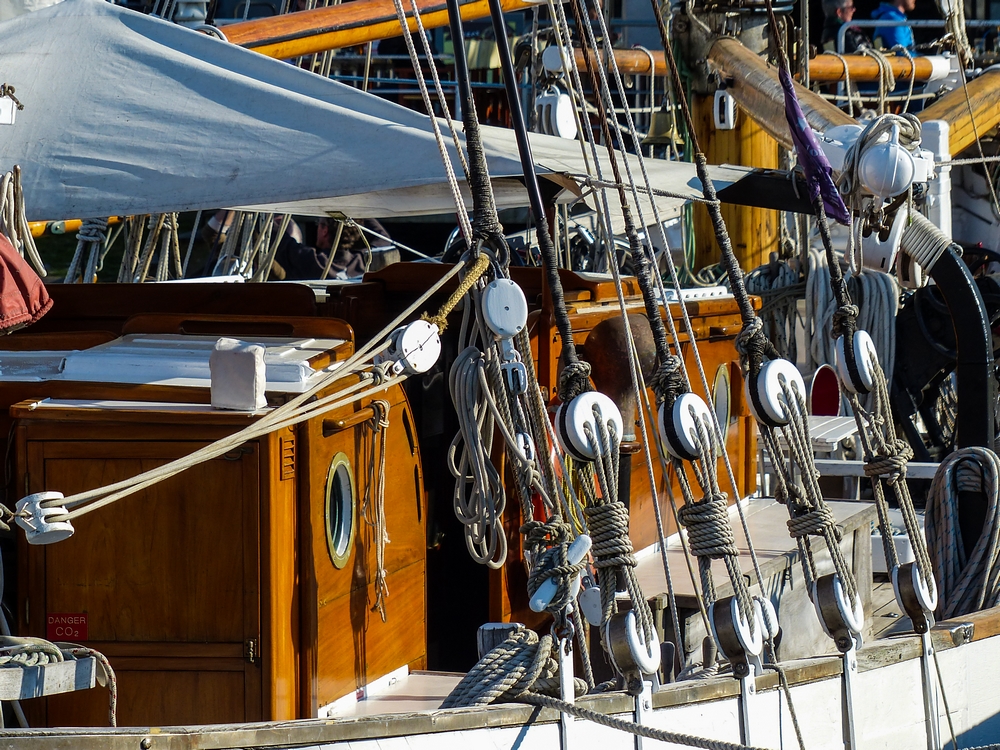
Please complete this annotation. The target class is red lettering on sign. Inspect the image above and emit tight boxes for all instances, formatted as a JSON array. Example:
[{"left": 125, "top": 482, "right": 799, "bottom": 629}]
[{"left": 46, "top": 613, "right": 88, "bottom": 641}]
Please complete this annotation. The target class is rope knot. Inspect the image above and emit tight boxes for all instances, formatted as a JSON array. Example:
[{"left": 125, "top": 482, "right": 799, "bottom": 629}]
[
  {"left": 677, "top": 493, "right": 737, "bottom": 559},
  {"left": 75, "top": 217, "right": 109, "bottom": 245},
  {"left": 558, "top": 360, "right": 592, "bottom": 403},
  {"left": 584, "top": 502, "right": 635, "bottom": 571},
  {"left": 864, "top": 438, "right": 913, "bottom": 484},
  {"left": 831, "top": 303, "right": 859, "bottom": 339},
  {"left": 649, "top": 355, "right": 685, "bottom": 407},
  {"left": 786, "top": 505, "right": 839, "bottom": 541}
]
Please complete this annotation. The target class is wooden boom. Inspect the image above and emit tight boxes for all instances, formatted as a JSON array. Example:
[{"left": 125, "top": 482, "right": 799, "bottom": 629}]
[
  {"left": 221, "top": 0, "right": 538, "bottom": 58},
  {"left": 918, "top": 68, "right": 1000, "bottom": 157},
  {"left": 707, "top": 37, "right": 854, "bottom": 152}
]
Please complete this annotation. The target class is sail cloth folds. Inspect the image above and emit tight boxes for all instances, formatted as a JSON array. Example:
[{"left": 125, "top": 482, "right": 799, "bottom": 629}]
[{"left": 0, "top": 0, "right": 756, "bottom": 223}]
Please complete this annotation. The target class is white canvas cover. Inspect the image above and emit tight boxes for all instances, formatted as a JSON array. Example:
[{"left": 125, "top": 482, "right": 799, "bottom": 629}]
[{"left": 0, "top": 0, "right": 751, "bottom": 223}]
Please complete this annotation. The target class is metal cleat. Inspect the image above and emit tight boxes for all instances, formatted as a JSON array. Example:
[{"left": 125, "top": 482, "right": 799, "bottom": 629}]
[{"left": 15, "top": 492, "right": 75, "bottom": 545}]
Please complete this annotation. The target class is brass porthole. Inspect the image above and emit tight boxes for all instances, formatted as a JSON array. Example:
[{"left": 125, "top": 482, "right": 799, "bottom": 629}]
[
  {"left": 712, "top": 363, "right": 732, "bottom": 452},
  {"left": 325, "top": 452, "right": 356, "bottom": 569}
]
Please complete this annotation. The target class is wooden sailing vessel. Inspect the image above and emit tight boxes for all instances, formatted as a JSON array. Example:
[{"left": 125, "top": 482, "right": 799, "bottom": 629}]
[{"left": 0, "top": 0, "right": 999, "bottom": 745}]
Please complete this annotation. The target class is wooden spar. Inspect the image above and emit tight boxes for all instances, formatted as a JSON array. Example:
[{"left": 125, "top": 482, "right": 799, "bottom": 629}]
[
  {"left": 221, "top": 0, "right": 537, "bottom": 58},
  {"left": 707, "top": 37, "right": 854, "bottom": 152},
  {"left": 807, "top": 53, "right": 942, "bottom": 83},
  {"left": 918, "top": 68, "right": 1000, "bottom": 157}
]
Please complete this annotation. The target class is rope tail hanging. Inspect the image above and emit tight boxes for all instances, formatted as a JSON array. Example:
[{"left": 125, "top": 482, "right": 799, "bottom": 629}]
[{"left": 0, "top": 167, "right": 45, "bottom": 276}]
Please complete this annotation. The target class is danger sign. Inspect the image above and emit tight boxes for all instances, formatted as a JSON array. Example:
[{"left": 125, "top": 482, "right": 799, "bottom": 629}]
[{"left": 46, "top": 613, "right": 88, "bottom": 641}]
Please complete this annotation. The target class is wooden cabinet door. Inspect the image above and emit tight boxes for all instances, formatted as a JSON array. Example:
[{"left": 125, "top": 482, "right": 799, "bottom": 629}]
[{"left": 21, "top": 438, "right": 262, "bottom": 728}]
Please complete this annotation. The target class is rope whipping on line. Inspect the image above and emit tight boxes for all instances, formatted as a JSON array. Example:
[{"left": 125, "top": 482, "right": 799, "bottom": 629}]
[
  {"left": 15, "top": 258, "right": 483, "bottom": 539},
  {"left": 567, "top": 0, "right": 760, "bottom": 677}
]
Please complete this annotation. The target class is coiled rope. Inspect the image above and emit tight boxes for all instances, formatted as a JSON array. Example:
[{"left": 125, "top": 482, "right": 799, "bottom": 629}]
[
  {"left": 926, "top": 447, "right": 1000, "bottom": 618},
  {"left": 442, "top": 625, "right": 770, "bottom": 750}
]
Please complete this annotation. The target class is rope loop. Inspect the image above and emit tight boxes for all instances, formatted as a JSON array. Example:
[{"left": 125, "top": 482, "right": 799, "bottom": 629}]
[
  {"left": 558, "top": 360, "right": 593, "bottom": 403},
  {"left": 75, "top": 217, "right": 109, "bottom": 245},
  {"left": 422, "top": 252, "right": 491, "bottom": 334},
  {"left": 677, "top": 493, "right": 737, "bottom": 559}
]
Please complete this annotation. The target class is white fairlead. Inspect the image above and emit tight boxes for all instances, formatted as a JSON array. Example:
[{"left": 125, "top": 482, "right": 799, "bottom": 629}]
[
  {"left": 16, "top": 492, "right": 75, "bottom": 545},
  {"left": 529, "top": 534, "right": 592, "bottom": 613},
  {"left": 893, "top": 562, "right": 938, "bottom": 614},
  {"left": 555, "top": 391, "right": 624, "bottom": 462},
  {"left": 376, "top": 320, "right": 442, "bottom": 376},
  {"left": 835, "top": 329, "right": 879, "bottom": 395},
  {"left": 746, "top": 358, "right": 806, "bottom": 427},
  {"left": 709, "top": 597, "right": 764, "bottom": 661},
  {"left": 659, "top": 392, "right": 715, "bottom": 461},
  {"left": 604, "top": 609, "right": 661, "bottom": 676}
]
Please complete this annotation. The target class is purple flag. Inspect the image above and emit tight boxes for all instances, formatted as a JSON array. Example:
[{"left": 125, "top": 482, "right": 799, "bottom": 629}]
[{"left": 778, "top": 67, "right": 850, "bottom": 225}]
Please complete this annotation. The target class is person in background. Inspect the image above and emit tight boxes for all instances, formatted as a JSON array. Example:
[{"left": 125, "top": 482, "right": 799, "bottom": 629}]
[
  {"left": 871, "top": 0, "right": 916, "bottom": 51},
  {"left": 821, "top": 0, "right": 871, "bottom": 52}
]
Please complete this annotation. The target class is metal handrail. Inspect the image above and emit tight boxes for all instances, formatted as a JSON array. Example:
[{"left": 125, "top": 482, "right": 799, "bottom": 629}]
[{"left": 837, "top": 18, "right": 999, "bottom": 54}]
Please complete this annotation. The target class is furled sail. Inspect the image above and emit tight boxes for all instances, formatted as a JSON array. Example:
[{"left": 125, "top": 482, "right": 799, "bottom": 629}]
[{"left": 0, "top": 0, "right": 754, "bottom": 223}]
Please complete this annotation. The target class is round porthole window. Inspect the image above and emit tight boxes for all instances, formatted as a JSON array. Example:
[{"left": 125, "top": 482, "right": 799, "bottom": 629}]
[{"left": 325, "top": 452, "right": 356, "bottom": 569}]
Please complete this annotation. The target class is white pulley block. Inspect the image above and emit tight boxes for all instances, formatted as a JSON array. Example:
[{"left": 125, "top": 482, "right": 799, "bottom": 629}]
[
  {"left": 555, "top": 391, "right": 624, "bottom": 462},
  {"left": 746, "top": 359, "right": 806, "bottom": 427},
  {"left": 15, "top": 492, "right": 75, "bottom": 545},
  {"left": 713, "top": 90, "right": 737, "bottom": 130},
  {"left": 659, "top": 392, "right": 715, "bottom": 461},
  {"left": 858, "top": 124, "right": 917, "bottom": 199},
  {"left": 377, "top": 320, "right": 442, "bottom": 376},
  {"left": 529, "top": 534, "right": 592, "bottom": 613},
  {"left": 541, "top": 44, "right": 571, "bottom": 73},
  {"left": 896, "top": 250, "right": 927, "bottom": 289},
  {"left": 603, "top": 609, "right": 661, "bottom": 676},
  {"left": 835, "top": 329, "right": 878, "bottom": 395},
  {"left": 535, "top": 87, "right": 578, "bottom": 140},
  {"left": 860, "top": 205, "right": 908, "bottom": 273},
  {"left": 709, "top": 597, "right": 764, "bottom": 660},
  {"left": 481, "top": 278, "right": 528, "bottom": 339}
]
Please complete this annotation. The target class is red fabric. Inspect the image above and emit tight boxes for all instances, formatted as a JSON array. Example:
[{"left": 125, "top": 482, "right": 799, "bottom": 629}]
[{"left": 0, "top": 233, "right": 52, "bottom": 333}]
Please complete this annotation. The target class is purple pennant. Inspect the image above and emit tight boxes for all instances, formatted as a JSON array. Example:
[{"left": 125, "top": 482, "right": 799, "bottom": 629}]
[{"left": 778, "top": 67, "right": 850, "bottom": 225}]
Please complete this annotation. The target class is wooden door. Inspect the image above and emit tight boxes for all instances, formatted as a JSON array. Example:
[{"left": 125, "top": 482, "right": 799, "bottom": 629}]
[{"left": 20, "top": 436, "right": 262, "bottom": 727}]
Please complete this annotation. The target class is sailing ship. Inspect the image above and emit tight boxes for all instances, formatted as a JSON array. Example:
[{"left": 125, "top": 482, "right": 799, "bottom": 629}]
[{"left": 0, "top": 0, "right": 996, "bottom": 746}]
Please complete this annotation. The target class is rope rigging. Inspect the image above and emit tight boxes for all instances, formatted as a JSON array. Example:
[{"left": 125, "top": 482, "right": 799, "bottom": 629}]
[{"left": 0, "top": 167, "right": 45, "bottom": 276}]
